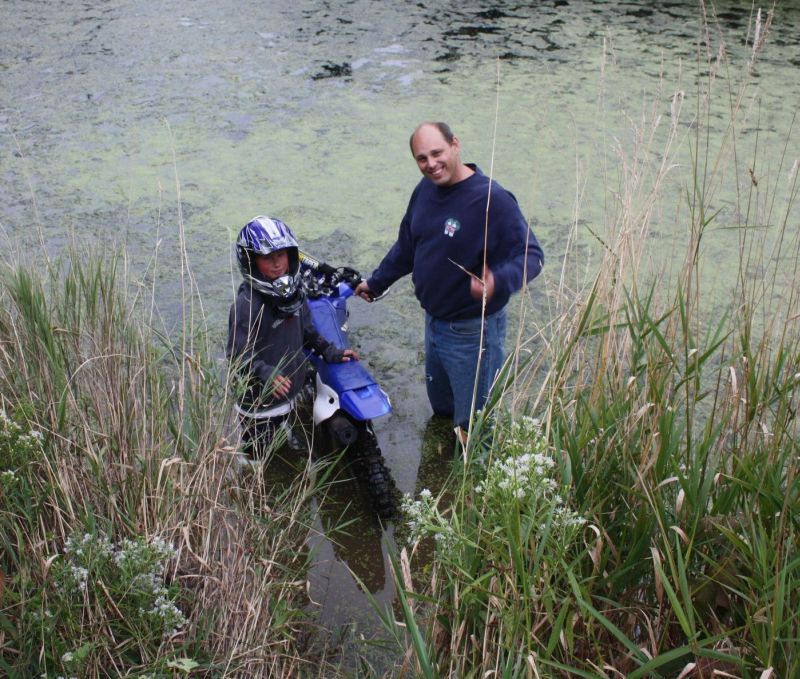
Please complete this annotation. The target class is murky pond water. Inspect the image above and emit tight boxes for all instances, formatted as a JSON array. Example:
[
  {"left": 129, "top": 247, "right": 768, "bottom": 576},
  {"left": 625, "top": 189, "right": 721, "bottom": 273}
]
[{"left": 2, "top": 0, "right": 799, "bottom": 669}]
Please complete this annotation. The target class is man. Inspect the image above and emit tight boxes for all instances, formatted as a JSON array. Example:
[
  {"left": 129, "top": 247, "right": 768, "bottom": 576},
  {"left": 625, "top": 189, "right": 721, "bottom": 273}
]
[{"left": 355, "top": 121, "right": 544, "bottom": 440}]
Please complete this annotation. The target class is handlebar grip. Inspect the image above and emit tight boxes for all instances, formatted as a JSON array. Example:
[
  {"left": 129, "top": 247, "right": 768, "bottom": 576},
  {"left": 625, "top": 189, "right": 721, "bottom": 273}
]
[
  {"left": 298, "top": 250, "right": 320, "bottom": 269},
  {"left": 299, "top": 251, "right": 337, "bottom": 275}
]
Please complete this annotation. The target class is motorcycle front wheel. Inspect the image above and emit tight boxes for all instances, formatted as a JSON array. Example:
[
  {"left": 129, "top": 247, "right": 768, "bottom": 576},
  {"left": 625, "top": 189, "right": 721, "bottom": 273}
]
[{"left": 352, "top": 422, "right": 397, "bottom": 520}]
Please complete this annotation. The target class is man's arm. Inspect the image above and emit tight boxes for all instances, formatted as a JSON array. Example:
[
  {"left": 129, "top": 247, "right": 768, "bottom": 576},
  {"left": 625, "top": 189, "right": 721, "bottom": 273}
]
[
  {"left": 486, "top": 193, "right": 544, "bottom": 300},
  {"left": 357, "top": 187, "right": 421, "bottom": 301},
  {"left": 355, "top": 229, "right": 413, "bottom": 301}
]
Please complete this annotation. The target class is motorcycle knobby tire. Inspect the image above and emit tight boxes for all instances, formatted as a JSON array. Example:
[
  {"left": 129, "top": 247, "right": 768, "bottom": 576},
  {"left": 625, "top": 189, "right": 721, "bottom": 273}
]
[{"left": 353, "top": 424, "right": 397, "bottom": 520}]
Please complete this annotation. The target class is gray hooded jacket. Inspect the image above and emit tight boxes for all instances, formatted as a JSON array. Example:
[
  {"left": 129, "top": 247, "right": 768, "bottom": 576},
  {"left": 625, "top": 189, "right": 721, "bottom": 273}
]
[{"left": 227, "top": 282, "right": 341, "bottom": 413}]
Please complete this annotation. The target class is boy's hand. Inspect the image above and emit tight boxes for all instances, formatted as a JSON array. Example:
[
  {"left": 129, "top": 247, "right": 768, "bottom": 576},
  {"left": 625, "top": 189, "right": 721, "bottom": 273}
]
[
  {"left": 339, "top": 348, "right": 359, "bottom": 362},
  {"left": 272, "top": 374, "right": 292, "bottom": 398}
]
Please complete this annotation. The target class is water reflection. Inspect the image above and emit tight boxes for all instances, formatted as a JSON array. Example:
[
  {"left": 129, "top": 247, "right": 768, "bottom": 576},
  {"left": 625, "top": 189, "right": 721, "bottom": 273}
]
[
  {"left": 416, "top": 415, "right": 460, "bottom": 485},
  {"left": 299, "top": 413, "right": 458, "bottom": 671},
  {"left": 307, "top": 483, "right": 394, "bottom": 608},
  {"left": 302, "top": 458, "right": 398, "bottom": 670}
]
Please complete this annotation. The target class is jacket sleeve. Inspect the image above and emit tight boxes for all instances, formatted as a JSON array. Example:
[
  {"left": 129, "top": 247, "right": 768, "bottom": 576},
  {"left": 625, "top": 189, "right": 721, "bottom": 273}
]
[
  {"left": 227, "top": 293, "right": 279, "bottom": 385},
  {"left": 488, "top": 189, "right": 544, "bottom": 300}
]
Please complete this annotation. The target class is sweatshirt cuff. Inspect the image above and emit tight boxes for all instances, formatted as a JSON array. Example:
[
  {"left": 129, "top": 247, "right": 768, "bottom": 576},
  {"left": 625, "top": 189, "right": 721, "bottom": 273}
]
[{"left": 367, "top": 276, "right": 388, "bottom": 296}]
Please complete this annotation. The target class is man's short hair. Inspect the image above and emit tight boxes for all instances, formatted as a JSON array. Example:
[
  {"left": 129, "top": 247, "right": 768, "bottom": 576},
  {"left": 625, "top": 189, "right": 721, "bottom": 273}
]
[{"left": 409, "top": 121, "right": 455, "bottom": 152}]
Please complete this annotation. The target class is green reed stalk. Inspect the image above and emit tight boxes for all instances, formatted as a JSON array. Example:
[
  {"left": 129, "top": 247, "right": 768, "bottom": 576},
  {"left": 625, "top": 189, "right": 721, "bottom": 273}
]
[{"left": 0, "top": 245, "right": 337, "bottom": 677}]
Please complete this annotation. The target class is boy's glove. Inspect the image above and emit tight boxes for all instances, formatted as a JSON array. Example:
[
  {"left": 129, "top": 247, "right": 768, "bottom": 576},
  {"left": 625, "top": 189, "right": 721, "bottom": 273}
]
[
  {"left": 322, "top": 345, "right": 360, "bottom": 363},
  {"left": 322, "top": 344, "right": 346, "bottom": 363}
]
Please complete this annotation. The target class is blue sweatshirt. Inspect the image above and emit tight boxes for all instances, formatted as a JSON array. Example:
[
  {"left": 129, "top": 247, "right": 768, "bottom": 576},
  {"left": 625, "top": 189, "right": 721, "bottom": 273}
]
[{"left": 368, "top": 165, "right": 544, "bottom": 320}]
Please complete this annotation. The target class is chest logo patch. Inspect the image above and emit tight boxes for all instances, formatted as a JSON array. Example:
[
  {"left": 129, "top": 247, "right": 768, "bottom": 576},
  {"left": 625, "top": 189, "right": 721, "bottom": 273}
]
[{"left": 443, "top": 218, "right": 461, "bottom": 237}]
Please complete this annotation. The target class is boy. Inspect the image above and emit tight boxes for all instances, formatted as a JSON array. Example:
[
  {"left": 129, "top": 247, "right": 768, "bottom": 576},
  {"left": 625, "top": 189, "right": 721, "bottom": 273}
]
[{"left": 227, "top": 215, "right": 356, "bottom": 458}]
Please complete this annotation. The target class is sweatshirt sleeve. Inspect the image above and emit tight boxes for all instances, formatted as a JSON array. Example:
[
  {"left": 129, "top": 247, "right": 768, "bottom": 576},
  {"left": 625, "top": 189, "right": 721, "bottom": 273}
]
[{"left": 488, "top": 190, "right": 544, "bottom": 300}]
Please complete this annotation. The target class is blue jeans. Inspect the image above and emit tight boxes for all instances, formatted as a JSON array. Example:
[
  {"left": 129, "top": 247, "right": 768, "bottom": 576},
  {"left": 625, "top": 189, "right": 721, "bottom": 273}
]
[{"left": 424, "top": 308, "right": 507, "bottom": 430}]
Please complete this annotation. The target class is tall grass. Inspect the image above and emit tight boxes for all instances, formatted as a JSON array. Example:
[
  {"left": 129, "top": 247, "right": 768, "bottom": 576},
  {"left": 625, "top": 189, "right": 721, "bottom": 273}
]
[
  {"left": 0, "top": 247, "right": 337, "bottom": 676},
  {"left": 389, "top": 6, "right": 799, "bottom": 678}
]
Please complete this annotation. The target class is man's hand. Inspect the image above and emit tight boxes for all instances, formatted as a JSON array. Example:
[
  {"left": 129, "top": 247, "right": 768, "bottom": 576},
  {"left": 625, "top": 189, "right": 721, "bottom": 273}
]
[
  {"left": 340, "top": 348, "right": 359, "bottom": 361},
  {"left": 271, "top": 374, "right": 292, "bottom": 398},
  {"left": 355, "top": 280, "right": 374, "bottom": 302},
  {"left": 469, "top": 265, "right": 495, "bottom": 301}
]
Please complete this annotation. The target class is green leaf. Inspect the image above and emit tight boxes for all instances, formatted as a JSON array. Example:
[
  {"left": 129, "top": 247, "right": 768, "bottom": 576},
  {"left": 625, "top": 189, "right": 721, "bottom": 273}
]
[{"left": 167, "top": 657, "right": 201, "bottom": 673}]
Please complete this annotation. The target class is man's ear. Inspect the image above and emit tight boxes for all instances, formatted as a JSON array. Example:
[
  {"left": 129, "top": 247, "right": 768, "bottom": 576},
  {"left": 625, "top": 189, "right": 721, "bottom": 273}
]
[{"left": 451, "top": 135, "right": 462, "bottom": 157}]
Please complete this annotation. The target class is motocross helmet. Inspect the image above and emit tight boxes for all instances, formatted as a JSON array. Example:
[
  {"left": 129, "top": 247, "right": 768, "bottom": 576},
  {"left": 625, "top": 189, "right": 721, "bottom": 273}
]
[{"left": 236, "top": 216, "right": 304, "bottom": 314}]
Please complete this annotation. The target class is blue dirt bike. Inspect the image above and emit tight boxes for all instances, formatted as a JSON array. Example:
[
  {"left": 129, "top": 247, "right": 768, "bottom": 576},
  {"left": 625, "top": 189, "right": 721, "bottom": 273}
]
[{"left": 299, "top": 253, "right": 397, "bottom": 520}]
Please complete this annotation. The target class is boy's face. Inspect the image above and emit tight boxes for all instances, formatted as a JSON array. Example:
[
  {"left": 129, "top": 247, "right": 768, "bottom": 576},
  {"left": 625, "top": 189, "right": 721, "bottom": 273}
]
[{"left": 254, "top": 249, "right": 289, "bottom": 280}]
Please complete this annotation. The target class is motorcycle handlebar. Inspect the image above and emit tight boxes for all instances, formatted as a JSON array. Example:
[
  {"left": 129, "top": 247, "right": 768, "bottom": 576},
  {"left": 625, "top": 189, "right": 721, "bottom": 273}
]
[{"left": 299, "top": 251, "right": 389, "bottom": 300}]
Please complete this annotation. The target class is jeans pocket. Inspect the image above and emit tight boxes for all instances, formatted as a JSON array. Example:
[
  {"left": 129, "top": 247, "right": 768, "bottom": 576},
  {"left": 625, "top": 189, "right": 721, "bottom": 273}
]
[{"left": 448, "top": 316, "right": 482, "bottom": 336}]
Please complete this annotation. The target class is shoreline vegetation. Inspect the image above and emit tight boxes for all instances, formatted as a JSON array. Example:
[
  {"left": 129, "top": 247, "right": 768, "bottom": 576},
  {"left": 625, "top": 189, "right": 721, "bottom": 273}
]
[
  {"left": 387, "top": 5, "right": 798, "bottom": 678},
  {"left": 1, "top": 4, "right": 797, "bottom": 678}
]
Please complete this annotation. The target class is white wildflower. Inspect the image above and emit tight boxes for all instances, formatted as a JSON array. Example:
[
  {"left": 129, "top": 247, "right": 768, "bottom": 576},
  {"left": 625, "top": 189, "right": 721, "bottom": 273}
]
[{"left": 69, "top": 566, "right": 89, "bottom": 592}]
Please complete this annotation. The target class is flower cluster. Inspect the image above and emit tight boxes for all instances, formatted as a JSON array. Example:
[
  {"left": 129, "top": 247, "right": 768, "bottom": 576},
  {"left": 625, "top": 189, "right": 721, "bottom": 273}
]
[
  {"left": 67, "top": 566, "right": 89, "bottom": 593},
  {"left": 64, "top": 532, "right": 113, "bottom": 559},
  {"left": 477, "top": 415, "right": 586, "bottom": 536},
  {"left": 508, "top": 415, "right": 544, "bottom": 445},
  {"left": 0, "top": 407, "right": 44, "bottom": 471},
  {"left": 114, "top": 535, "right": 176, "bottom": 575},
  {"left": 401, "top": 413, "right": 586, "bottom": 569},
  {"left": 401, "top": 488, "right": 457, "bottom": 551},
  {"left": 144, "top": 593, "right": 187, "bottom": 637},
  {"left": 475, "top": 451, "right": 558, "bottom": 501},
  {"left": 57, "top": 531, "right": 186, "bottom": 646}
]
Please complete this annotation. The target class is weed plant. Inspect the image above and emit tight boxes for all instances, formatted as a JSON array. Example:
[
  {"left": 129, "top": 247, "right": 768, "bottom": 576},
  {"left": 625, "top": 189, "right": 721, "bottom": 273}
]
[
  {"left": 390, "top": 6, "right": 798, "bottom": 678},
  {"left": 0, "top": 248, "right": 336, "bottom": 676}
]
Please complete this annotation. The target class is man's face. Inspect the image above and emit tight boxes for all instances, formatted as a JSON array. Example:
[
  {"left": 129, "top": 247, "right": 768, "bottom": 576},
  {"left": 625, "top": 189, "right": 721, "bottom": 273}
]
[
  {"left": 411, "top": 125, "right": 462, "bottom": 187},
  {"left": 255, "top": 249, "right": 289, "bottom": 280}
]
